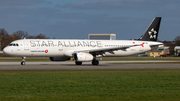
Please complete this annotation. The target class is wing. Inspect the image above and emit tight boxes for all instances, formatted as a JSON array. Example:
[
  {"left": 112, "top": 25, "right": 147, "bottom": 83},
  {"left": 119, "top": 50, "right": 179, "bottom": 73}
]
[{"left": 75, "top": 44, "right": 140, "bottom": 56}]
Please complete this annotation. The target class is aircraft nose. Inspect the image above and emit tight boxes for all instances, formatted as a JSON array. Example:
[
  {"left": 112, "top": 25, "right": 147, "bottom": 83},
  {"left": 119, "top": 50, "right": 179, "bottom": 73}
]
[{"left": 3, "top": 46, "right": 11, "bottom": 55}]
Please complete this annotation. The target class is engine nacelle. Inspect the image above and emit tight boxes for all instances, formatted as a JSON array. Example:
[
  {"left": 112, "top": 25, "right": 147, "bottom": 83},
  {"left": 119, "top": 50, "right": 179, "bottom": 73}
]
[
  {"left": 73, "top": 52, "right": 93, "bottom": 62},
  {"left": 49, "top": 56, "right": 70, "bottom": 61}
]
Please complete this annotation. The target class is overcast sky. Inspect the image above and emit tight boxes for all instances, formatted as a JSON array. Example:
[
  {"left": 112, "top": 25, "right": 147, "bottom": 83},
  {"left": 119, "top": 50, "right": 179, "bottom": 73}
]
[{"left": 0, "top": 0, "right": 180, "bottom": 41}]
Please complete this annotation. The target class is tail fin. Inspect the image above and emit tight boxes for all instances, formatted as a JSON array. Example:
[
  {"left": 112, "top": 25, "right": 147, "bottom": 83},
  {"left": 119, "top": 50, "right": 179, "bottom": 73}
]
[{"left": 139, "top": 17, "right": 161, "bottom": 41}]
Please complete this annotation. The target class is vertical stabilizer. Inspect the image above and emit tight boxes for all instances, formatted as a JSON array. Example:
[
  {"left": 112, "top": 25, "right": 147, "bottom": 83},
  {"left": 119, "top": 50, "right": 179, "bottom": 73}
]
[{"left": 139, "top": 17, "right": 161, "bottom": 41}]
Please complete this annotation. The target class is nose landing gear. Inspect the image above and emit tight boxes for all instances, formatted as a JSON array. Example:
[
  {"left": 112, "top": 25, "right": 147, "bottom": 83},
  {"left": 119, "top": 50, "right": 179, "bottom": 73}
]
[{"left": 21, "top": 57, "right": 26, "bottom": 65}]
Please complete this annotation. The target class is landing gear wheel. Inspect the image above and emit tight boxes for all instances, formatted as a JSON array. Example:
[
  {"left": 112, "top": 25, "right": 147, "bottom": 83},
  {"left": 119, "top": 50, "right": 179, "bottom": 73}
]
[
  {"left": 75, "top": 61, "right": 82, "bottom": 65},
  {"left": 92, "top": 60, "right": 99, "bottom": 65},
  {"left": 21, "top": 57, "right": 26, "bottom": 65},
  {"left": 21, "top": 61, "right": 26, "bottom": 65}
]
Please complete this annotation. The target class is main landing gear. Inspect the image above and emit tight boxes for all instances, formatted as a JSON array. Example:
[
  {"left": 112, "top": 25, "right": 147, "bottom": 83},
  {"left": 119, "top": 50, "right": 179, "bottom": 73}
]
[
  {"left": 75, "top": 59, "right": 99, "bottom": 65},
  {"left": 75, "top": 61, "right": 82, "bottom": 65},
  {"left": 21, "top": 57, "right": 26, "bottom": 65},
  {"left": 92, "top": 59, "right": 99, "bottom": 65}
]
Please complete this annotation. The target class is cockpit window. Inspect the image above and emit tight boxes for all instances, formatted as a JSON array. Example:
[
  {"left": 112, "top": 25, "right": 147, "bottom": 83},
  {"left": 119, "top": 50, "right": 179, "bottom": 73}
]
[
  {"left": 9, "top": 43, "right": 19, "bottom": 46},
  {"left": 9, "top": 44, "right": 13, "bottom": 46}
]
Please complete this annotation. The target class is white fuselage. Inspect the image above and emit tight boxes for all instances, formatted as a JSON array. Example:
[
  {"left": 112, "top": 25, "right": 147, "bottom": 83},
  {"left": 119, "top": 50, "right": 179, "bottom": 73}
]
[{"left": 3, "top": 39, "right": 163, "bottom": 57}]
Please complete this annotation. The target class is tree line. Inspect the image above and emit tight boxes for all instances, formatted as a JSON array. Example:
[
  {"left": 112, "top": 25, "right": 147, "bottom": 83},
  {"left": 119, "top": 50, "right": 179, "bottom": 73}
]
[
  {"left": 163, "top": 36, "right": 180, "bottom": 55},
  {"left": 0, "top": 28, "right": 49, "bottom": 51}
]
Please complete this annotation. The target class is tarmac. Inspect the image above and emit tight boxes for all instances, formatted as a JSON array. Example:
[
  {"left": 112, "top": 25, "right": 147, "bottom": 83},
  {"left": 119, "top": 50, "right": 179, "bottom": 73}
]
[{"left": 0, "top": 61, "right": 180, "bottom": 70}]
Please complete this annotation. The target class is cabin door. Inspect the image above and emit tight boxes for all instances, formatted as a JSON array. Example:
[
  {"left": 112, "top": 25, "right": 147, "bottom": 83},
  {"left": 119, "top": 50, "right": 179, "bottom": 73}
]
[
  {"left": 24, "top": 40, "right": 29, "bottom": 51},
  {"left": 58, "top": 44, "right": 63, "bottom": 51}
]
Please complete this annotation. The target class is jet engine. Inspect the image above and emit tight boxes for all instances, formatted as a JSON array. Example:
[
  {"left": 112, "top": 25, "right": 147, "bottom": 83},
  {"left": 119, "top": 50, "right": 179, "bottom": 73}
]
[
  {"left": 49, "top": 56, "right": 70, "bottom": 61},
  {"left": 73, "top": 52, "right": 93, "bottom": 62}
]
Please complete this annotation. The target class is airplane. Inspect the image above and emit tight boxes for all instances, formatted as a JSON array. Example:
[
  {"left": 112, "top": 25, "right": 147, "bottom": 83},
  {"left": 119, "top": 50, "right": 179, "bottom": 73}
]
[{"left": 3, "top": 17, "right": 163, "bottom": 65}]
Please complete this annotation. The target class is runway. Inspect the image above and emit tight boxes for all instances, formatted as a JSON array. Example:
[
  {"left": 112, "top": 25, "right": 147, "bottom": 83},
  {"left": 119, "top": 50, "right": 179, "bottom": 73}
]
[{"left": 0, "top": 61, "right": 180, "bottom": 70}]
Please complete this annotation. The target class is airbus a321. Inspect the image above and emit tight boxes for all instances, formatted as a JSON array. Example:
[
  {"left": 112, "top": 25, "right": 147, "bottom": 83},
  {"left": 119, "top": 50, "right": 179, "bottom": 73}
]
[{"left": 3, "top": 17, "right": 163, "bottom": 65}]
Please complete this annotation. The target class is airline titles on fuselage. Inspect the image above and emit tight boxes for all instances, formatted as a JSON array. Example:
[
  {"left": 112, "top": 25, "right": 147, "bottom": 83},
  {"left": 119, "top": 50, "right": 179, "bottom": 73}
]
[{"left": 30, "top": 40, "right": 102, "bottom": 47}]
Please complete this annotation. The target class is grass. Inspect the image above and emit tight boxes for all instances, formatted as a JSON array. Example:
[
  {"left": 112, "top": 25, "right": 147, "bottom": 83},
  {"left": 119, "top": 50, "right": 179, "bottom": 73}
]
[{"left": 0, "top": 70, "right": 180, "bottom": 101}]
